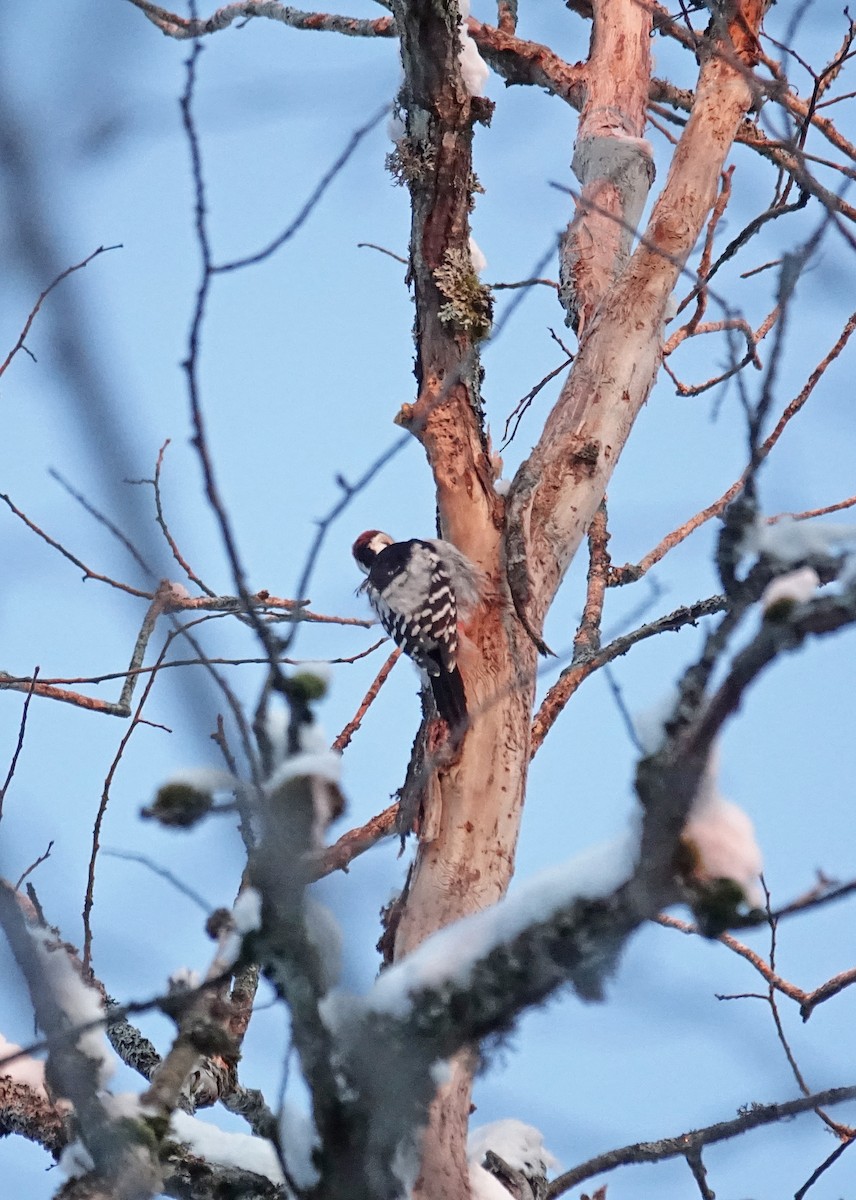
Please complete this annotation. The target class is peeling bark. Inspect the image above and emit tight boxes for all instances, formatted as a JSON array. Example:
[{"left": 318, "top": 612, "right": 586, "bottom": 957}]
[
  {"left": 388, "top": 3, "right": 537, "bottom": 1197},
  {"left": 389, "top": 2, "right": 769, "bottom": 1196},
  {"left": 509, "top": 9, "right": 766, "bottom": 639},
  {"left": 559, "top": 0, "right": 654, "bottom": 333}
]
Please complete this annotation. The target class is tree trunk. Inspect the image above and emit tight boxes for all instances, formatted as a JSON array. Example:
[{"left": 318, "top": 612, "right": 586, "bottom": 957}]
[{"left": 389, "top": 2, "right": 766, "bottom": 1197}]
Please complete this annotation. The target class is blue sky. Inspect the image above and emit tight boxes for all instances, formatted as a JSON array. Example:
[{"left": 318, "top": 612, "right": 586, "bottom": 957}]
[{"left": 1, "top": 2, "right": 855, "bottom": 1196}]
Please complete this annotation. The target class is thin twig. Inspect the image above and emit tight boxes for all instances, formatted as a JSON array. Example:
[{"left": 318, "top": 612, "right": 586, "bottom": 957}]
[
  {"left": 768, "top": 494, "right": 856, "bottom": 522},
  {"left": 603, "top": 667, "right": 644, "bottom": 753},
  {"left": 610, "top": 309, "right": 856, "bottom": 585},
  {"left": 656, "top": 913, "right": 806, "bottom": 1005},
  {"left": 760, "top": 881, "right": 851, "bottom": 1139},
  {"left": 102, "top": 850, "right": 213, "bottom": 912},
  {"left": 0, "top": 668, "right": 40, "bottom": 821},
  {"left": 489, "top": 277, "right": 558, "bottom": 290},
  {"left": 280, "top": 434, "right": 410, "bottom": 654},
  {"left": 0, "top": 493, "right": 153, "bottom": 599},
  {"left": 14, "top": 842, "right": 54, "bottom": 892},
  {"left": 0, "top": 245, "right": 122, "bottom": 378},
  {"left": 1, "top": 638, "right": 387, "bottom": 690},
  {"left": 308, "top": 801, "right": 400, "bottom": 880},
  {"left": 357, "top": 241, "right": 408, "bottom": 265},
  {"left": 794, "top": 1137, "right": 855, "bottom": 1199},
  {"left": 150, "top": 439, "right": 217, "bottom": 596},
  {"left": 49, "top": 468, "right": 157, "bottom": 581},
  {"left": 332, "top": 647, "right": 401, "bottom": 751},
  {"left": 82, "top": 632, "right": 175, "bottom": 972},
  {"left": 531, "top": 596, "right": 726, "bottom": 755},
  {"left": 215, "top": 104, "right": 389, "bottom": 273},
  {"left": 500, "top": 356, "right": 573, "bottom": 450},
  {"left": 178, "top": 38, "right": 286, "bottom": 685}
]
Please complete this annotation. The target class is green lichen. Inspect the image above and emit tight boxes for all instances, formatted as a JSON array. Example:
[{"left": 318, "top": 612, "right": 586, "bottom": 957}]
[
  {"left": 433, "top": 247, "right": 493, "bottom": 339},
  {"left": 142, "top": 783, "right": 212, "bottom": 828},
  {"left": 290, "top": 668, "right": 329, "bottom": 702},
  {"left": 386, "top": 137, "right": 436, "bottom": 188}
]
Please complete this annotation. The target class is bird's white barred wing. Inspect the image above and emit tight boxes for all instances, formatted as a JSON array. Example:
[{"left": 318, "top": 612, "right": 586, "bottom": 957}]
[{"left": 369, "top": 543, "right": 459, "bottom": 673}]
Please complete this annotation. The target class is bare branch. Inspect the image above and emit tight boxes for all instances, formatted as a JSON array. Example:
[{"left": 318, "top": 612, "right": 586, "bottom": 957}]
[
  {"left": 531, "top": 595, "right": 726, "bottom": 756},
  {"left": 332, "top": 647, "right": 401, "bottom": 752},
  {"left": 215, "top": 104, "right": 389, "bottom": 272},
  {"left": 83, "top": 628, "right": 176, "bottom": 972},
  {"left": 610, "top": 308, "right": 856, "bottom": 585},
  {"left": 308, "top": 801, "right": 400, "bottom": 880},
  {"left": 469, "top": 17, "right": 586, "bottom": 105},
  {"left": 0, "top": 492, "right": 153, "bottom": 599},
  {"left": 500, "top": 355, "right": 573, "bottom": 450},
  {"left": 0, "top": 245, "right": 121, "bottom": 379},
  {"left": 507, "top": 0, "right": 765, "bottom": 643},
  {"left": 546, "top": 1086, "right": 856, "bottom": 1197},
  {"left": 794, "top": 1138, "right": 855, "bottom": 1200},
  {"left": 49, "top": 468, "right": 156, "bottom": 581},
  {"left": 14, "top": 841, "right": 54, "bottom": 893},
  {"left": 147, "top": 439, "right": 217, "bottom": 596},
  {"left": 769, "top": 494, "right": 856, "bottom": 522},
  {"left": 127, "top": 0, "right": 394, "bottom": 39},
  {"left": 0, "top": 668, "right": 39, "bottom": 822}
]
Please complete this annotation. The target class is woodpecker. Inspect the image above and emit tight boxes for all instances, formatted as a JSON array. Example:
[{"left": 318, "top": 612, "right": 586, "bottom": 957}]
[{"left": 352, "top": 530, "right": 482, "bottom": 730}]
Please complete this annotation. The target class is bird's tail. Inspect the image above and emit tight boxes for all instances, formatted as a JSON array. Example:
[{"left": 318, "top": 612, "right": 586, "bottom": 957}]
[{"left": 430, "top": 665, "right": 468, "bottom": 732}]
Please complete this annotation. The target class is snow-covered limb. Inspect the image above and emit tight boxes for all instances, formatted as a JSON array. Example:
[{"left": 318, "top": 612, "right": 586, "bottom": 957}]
[
  {"left": 634, "top": 542, "right": 856, "bottom": 924},
  {"left": 0, "top": 884, "right": 162, "bottom": 1192},
  {"left": 263, "top": 720, "right": 345, "bottom": 850},
  {"left": 28, "top": 933, "right": 117, "bottom": 1091},
  {"left": 468, "top": 1119, "right": 558, "bottom": 1178},
  {"left": 0, "top": 1033, "right": 49, "bottom": 1097},
  {"left": 58, "top": 1138, "right": 95, "bottom": 1179},
  {"left": 215, "top": 886, "right": 264, "bottom": 971},
  {"left": 743, "top": 513, "right": 856, "bottom": 565},
  {"left": 265, "top": 744, "right": 342, "bottom": 792},
  {"left": 680, "top": 748, "right": 763, "bottom": 928},
  {"left": 761, "top": 566, "right": 820, "bottom": 614},
  {"left": 365, "top": 833, "right": 637, "bottom": 1017},
  {"left": 279, "top": 1103, "right": 320, "bottom": 1189},
  {"left": 249, "top": 760, "right": 354, "bottom": 1195},
  {"left": 171, "top": 1110, "right": 285, "bottom": 1186},
  {"left": 468, "top": 1119, "right": 558, "bottom": 1198},
  {"left": 311, "top": 836, "right": 640, "bottom": 1200}
]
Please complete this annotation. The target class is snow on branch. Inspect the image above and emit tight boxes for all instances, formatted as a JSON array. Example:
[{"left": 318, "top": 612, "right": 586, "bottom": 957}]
[
  {"left": 284, "top": 833, "right": 637, "bottom": 1197},
  {"left": 456, "top": 1, "right": 489, "bottom": 96},
  {"left": 632, "top": 508, "right": 856, "bottom": 923},
  {"left": 469, "top": 1119, "right": 558, "bottom": 1198},
  {"left": 364, "top": 834, "right": 637, "bottom": 1018},
  {"left": 0, "top": 884, "right": 163, "bottom": 1193},
  {"left": 170, "top": 1109, "right": 286, "bottom": 1186},
  {"left": 678, "top": 748, "right": 763, "bottom": 934},
  {"left": 742, "top": 512, "right": 856, "bottom": 566}
]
